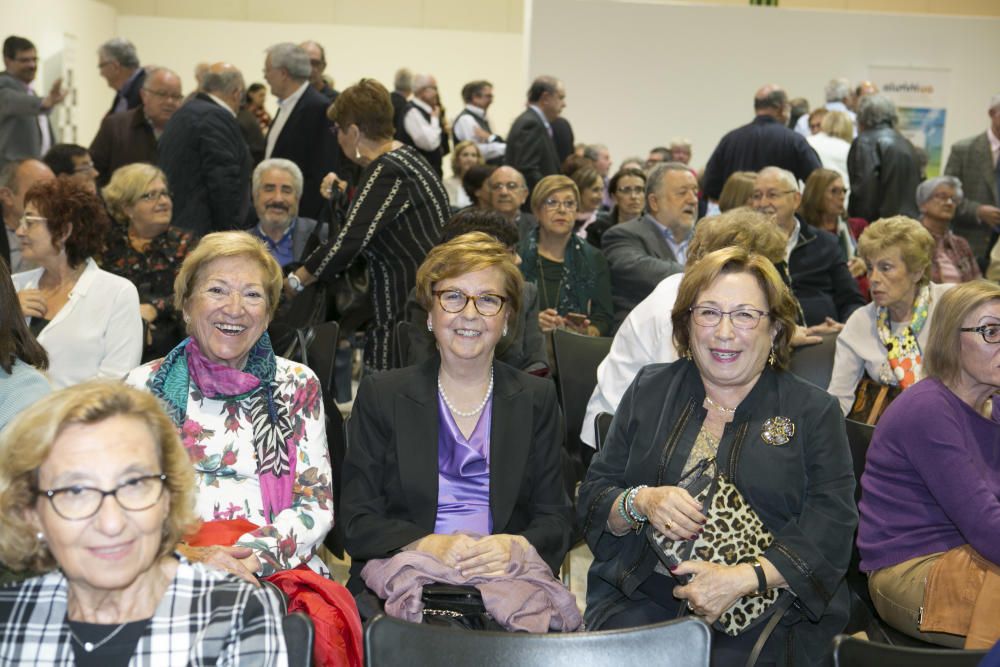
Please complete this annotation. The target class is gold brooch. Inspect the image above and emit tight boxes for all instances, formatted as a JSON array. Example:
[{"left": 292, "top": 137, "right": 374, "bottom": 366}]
[{"left": 761, "top": 417, "right": 795, "bottom": 446}]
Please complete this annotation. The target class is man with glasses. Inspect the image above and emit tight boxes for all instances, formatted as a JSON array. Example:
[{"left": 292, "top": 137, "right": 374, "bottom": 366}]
[
  {"left": 753, "top": 166, "right": 863, "bottom": 326},
  {"left": 487, "top": 166, "right": 535, "bottom": 238},
  {"left": 299, "top": 40, "right": 338, "bottom": 101},
  {"left": 602, "top": 162, "right": 697, "bottom": 323},
  {"left": 0, "top": 157, "right": 54, "bottom": 272},
  {"left": 42, "top": 144, "right": 99, "bottom": 194},
  {"left": 453, "top": 80, "right": 505, "bottom": 164},
  {"left": 97, "top": 37, "right": 146, "bottom": 116},
  {"left": 90, "top": 67, "right": 183, "bottom": 188},
  {"left": 0, "top": 36, "right": 66, "bottom": 169}
]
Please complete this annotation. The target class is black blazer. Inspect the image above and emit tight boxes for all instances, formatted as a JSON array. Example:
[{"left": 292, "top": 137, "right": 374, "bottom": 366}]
[
  {"left": 341, "top": 357, "right": 573, "bottom": 591},
  {"left": 106, "top": 68, "right": 146, "bottom": 116},
  {"left": 268, "top": 85, "right": 338, "bottom": 220},
  {"left": 504, "top": 109, "right": 560, "bottom": 194}
]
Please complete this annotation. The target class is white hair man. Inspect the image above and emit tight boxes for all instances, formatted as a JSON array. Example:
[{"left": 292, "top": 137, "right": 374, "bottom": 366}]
[
  {"left": 250, "top": 158, "right": 328, "bottom": 268},
  {"left": 794, "top": 77, "right": 858, "bottom": 138},
  {"left": 400, "top": 72, "right": 447, "bottom": 177},
  {"left": 98, "top": 37, "right": 145, "bottom": 116}
]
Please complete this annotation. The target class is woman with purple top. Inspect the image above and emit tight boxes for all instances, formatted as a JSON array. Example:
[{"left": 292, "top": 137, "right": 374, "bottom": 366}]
[
  {"left": 340, "top": 232, "right": 573, "bottom": 606},
  {"left": 858, "top": 279, "right": 1000, "bottom": 649}
]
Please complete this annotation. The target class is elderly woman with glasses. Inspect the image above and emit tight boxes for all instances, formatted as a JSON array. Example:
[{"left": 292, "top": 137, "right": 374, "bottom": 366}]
[
  {"left": 518, "top": 174, "right": 614, "bottom": 336},
  {"left": 342, "top": 233, "right": 575, "bottom": 627},
  {"left": 0, "top": 381, "right": 288, "bottom": 665},
  {"left": 100, "top": 164, "right": 196, "bottom": 361},
  {"left": 916, "top": 176, "right": 980, "bottom": 284},
  {"left": 858, "top": 280, "right": 1000, "bottom": 649}
]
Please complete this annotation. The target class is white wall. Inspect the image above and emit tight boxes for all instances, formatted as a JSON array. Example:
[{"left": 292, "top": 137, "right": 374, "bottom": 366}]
[{"left": 527, "top": 0, "right": 1000, "bottom": 169}]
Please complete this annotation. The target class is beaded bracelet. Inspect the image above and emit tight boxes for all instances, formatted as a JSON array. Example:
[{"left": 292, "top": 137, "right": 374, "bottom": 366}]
[
  {"left": 625, "top": 485, "right": 649, "bottom": 529},
  {"left": 616, "top": 490, "right": 637, "bottom": 531}
]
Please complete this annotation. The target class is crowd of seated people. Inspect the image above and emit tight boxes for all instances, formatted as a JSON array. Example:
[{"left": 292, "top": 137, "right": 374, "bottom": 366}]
[{"left": 0, "top": 27, "right": 999, "bottom": 663}]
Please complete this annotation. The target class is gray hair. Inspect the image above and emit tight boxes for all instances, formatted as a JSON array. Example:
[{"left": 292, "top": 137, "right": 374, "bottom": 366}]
[
  {"left": 394, "top": 68, "right": 413, "bottom": 93},
  {"left": 857, "top": 94, "right": 898, "bottom": 129},
  {"left": 412, "top": 73, "right": 435, "bottom": 92},
  {"left": 669, "top": 137, "right": 692, "bottom": 150},
  {"left": 825, "top": 77, "right": 851, "bottom": 103},
  {"left": 252, "top": 159, "right": 303, "bottom": 200},
  {"left": 201, "top": 68, "right": 244, "bottom": 96},
  {"left": 916, "top": 176, "right": 964, "bottom": 207},
  {"left": 645, "top": 162, "right": 693, "bottom": 198},
  {"left": 266, "top": 43, "right": 311, "bottom": 81},
  {"left": 758, "top": 166, "right": 799, "bottom": 193},
  {"left": 99, "top": 38, "right": 139, "bottom": 69},
  {"left": 583, "top": 144, "right": 607, "bottom": 161}
]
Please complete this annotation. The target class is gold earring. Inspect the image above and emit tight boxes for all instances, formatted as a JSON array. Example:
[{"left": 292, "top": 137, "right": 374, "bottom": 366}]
[
  {"left": 768, "top": 349, "right": 776, "bottom": 366},
  {"left": 684, "top": 349, "right": 693, "bottom": 361}
]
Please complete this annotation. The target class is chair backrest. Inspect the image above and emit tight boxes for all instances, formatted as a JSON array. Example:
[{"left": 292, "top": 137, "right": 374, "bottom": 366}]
[
  {"left": 283, "top": 611, "right": 315, "bottom": 667},
  {"left": 261, "top": 579, "right": 288, "bottom": 615},
  {"left": 551, "top": 329, "right": 613, "bottom": 464},
  {"left": 844, "top": 418, "right": 874, "bottom": 504},
  {"left": 304, "top": 320, "right": 341, "bottom": 402},
  {"left": 396, "top": 320, "right": 415, "bottom": 367},
  {"left": 787, "top": 333, "right": 837, "bottom": 389},
  {"left": 364, "top": 614, "right": 711, "bottom": 667},
  {"left": 594, "top": 412, "right": 614, "bottom": 452},
  {"left": 323, "top": 401, "right": 347, "bottom": 559},
  {"left": 831, "top": 634, "right": 987, "bottom": 667}
]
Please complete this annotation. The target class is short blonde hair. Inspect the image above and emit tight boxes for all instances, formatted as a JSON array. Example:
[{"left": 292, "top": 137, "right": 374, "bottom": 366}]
[
  {"left": 415, "top": 232, "right": 523, "bottom": 320},
  {"left": 687, "top": 209, "right": 787, "bottom": 267},
  {"left": 857, "top": 216, "right": 935, "bottom": 287},
  {"left": 530, "top": 175, "right": 580, "bottom": 215},
  {"left": 717, "top": 171, "right": 756, "bottom": 213},
  {"left": 821, "top": 111, "right": 853, "bottom": 142},
  {"left": 672, "top": 247, "right": 798, "bottom": 369},
  {"left": 924, "top": 280, "right": 1000, "bottom": 385},
  {"left": 0, "top": 381, "right": 200, "bottom": 572},
  {"left": 174, "top": 231, "right": 283, "bottom": 320},
  {"left": 102, "top": 163, "right": 168, "bottom": 225}
]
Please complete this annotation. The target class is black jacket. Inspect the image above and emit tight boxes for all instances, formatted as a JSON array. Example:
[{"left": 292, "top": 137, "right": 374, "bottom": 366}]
[
  {"left": 504, "top": 109, "right": 561, "bottom": 194},
  {"left": 106, "top": 68, "right": 146, "bottom": 116},
  {"left": 157, "top": 93, "right": 251, "bottom": 237},
  {"left": 341, "top": 357, "right": 573, "bottom": 591},
  {"left": 847, "top": 123, "right": 921, "bottom": 222},
  {"left": 789, "top": 222, "right": 865, "bottom": 325},
  {"left": 579, "top": 360, "right": 856, "bottom": 665}
]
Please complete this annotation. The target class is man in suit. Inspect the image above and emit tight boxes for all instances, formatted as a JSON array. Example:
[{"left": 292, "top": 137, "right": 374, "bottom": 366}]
[
  {"left": 157, "top": 63, "right": 251, "bottom": 238},
  {"left": 453, "top": 80, "right": 505, "bottom": 165},
  {"left": 263, "top": 42, "right": 337, "bottom": 220},
  {"left": 602, "top": 162, "right": 695, "bottom": 322},
  {"left": 488, "top": 166, "right": 535, "bottom": 240},
  {"left": 97, "top": 37, "right": 145, "bottom": 116},
  {"left": 701, "top": 84, "right": 822, "bottom": 201},
  {"left": 299, "top": 40, "right": 338, "bottom": 102},
  {"left": 754, "top": 166, "right": 864, "bottom": 326},
  {"left": 400, "top": 73, "right": 448, "bottom": 177},
  {"left": 505, "top": 76, "right": 565, "bottom": 196},
  {"left": 945, "top": 93, "right": 1000, "bottom": 263},
  {"left": 390, "top": 68, "right": 412, "bottom": 142},
  {"left": 0, "top": 36, "right": 66, "bottom": 169},
  {"left": 0, "top": 158, "right": 53, "bottom": 272},
  {"left": 89, "top": 66, "right": 182, "bottom": 188},
  {"left": 249, "top": 158, "right": 327, "bottom": 268}
]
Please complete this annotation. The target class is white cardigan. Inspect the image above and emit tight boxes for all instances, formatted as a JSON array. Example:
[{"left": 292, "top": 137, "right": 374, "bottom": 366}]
[{"left": 13, "top": 258, "right": 143, "bottom": 389}]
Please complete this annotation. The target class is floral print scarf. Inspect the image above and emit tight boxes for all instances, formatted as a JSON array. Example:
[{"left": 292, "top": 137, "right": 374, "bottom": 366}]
[{"left": 876, "top": 284, "right": 930, "bottom": 389}]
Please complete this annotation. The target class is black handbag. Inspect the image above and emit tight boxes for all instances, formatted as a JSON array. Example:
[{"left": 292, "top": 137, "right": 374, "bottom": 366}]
[{"left": 420, "top": 584, "right": 505, "bottom": 631}]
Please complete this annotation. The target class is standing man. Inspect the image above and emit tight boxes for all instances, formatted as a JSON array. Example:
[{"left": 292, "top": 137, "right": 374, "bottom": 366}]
[
  {"left": 0, "top": 36, "right": 65, "bottom": 169},
  {"left": 263, "top": 42, "right": 337, "bottom": 219},
  {"left": 400, "top": 73, "right": 448, "bottom": 177},
  {"left": 505, "top": 76, "right": 565, "bottom": 195},
  {"left": 602, "top": 162, "right": 696, "bottom": 322},
  {"left": 701, "top": 84, "right": 822, "bottom": 201},
  {"left": 0, "top": 158, "right": 54, "bottom": 271},
  {"left": 794, "top": 78, "right": 857, "bottom": 137},
  {"left": 584, "top": 143, "right": 612, "bottom": 207},
  {"left": 452, "top": 80, "right": 505, "bottom": 164},
  {"left": 89, "top": 66, "right": 182, "bottom": 188},
  {"left": 97, "top": 37, "right": 145, "bottom": 116},
  {"left": 390, "top": 67, "right": 413, "bottom": 141},
  {"left": 158, "top": 63, "right": 251, "bottom": 238},
  {"left": 299, "top": 40, "right": 338, "bottom": 102},
  {"left": 944, "top": 93, "right": 1000, "bottom": 263}
]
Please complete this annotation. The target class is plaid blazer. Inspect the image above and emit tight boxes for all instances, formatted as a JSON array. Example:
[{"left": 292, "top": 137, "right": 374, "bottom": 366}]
[{"left": 0, "top": 556, "right": 288, "bottom": 666}]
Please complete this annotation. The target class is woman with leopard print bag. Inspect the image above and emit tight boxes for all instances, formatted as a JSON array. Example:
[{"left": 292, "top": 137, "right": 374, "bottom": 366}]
[{"left": 578, "top": 248, "right": 857, "bottom": 667}]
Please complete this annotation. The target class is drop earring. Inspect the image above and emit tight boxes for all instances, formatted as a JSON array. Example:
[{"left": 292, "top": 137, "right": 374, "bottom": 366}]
[
  {"left": 768, "top": 349, "right": 776, "bottom": 366},
  {"left": 427, "top": 320, "right": 433, "bottom": 332},
  {"left": 502, "top": 323, "right": 509, "bottom": 337}
]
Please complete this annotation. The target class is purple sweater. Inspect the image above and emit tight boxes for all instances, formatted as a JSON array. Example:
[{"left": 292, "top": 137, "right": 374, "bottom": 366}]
[{"left": 858, "top": 378, "right": 1000, "bottom": 571}]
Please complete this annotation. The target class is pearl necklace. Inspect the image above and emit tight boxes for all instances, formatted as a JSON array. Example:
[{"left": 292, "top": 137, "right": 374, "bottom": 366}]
[
  {"left": 69, "top": 622, "right": 128, "bottom": 652},
  {"left": 438, "top": 368, "right": 494, "bottom": 418},
  {"left": 704, "top": 395, "right": 736, "bottom": 415}
]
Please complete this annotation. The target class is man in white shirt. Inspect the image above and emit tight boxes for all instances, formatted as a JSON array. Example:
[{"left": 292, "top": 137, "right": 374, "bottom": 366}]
[
  {"left": 401, "top": 73, "right": 447, "bottom": 176},
  {"left": 452, "top": 80, "right": 505, "bottom": 164},
  {"left": 794, "top": 77, "right": 857, "bottom": 138}
]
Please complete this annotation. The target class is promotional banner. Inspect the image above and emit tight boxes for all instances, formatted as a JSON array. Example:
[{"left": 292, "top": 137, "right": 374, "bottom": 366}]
[{"left": 867, "top": 66, "right": 950, "bottom": 177}]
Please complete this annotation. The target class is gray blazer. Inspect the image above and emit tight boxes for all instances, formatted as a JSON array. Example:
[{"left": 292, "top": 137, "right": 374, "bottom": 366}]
[
  {"left": 0, "top": 73, "right": 53, "bottom": 168},
  {"left": 291, "top": 216, "right": 327, "bottom": 263},
  {"left": 601, "top": 214, "right": 684, "bottom": 323},
  {"left": 944, "top": 131, "right": 998, "bottom": 258}
]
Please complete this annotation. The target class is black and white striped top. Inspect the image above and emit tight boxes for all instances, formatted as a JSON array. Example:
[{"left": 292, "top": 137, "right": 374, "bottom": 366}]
[{"left": 304, "top": 144, "right": 449, "bottom": 372}]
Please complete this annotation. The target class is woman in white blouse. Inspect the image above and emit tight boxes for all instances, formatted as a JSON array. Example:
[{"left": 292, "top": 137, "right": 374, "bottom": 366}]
[{"left": 13, "top": 177, "right": 142, "bottom": 388}]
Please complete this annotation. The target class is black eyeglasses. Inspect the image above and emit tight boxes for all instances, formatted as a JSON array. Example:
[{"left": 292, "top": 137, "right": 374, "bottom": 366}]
[
  {"left": 36, "top": 474, "right": 167, "bottom": 520},
  {"left": 433, "top": 289, "right": 507, "bottom": 316},
  {"left": 959, "top": 324, "right": 1000, "bottom": 344}
]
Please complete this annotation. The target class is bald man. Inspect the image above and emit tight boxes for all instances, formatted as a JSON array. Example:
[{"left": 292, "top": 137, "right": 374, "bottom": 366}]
[{"left": 702, "top": 84, "right": 822, "bottom": 201}]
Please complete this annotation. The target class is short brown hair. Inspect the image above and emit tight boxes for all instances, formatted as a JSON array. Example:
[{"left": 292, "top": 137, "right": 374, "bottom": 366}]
[
  {"left": 856, "top": 216, "right": 934, "bottom": 287},
  {"left": 174, "top": 231, "right": 283, "bottom": 321},
  {"left": 530, "top": 175, "right": 579, "bottom": 215},
  {"left": 718, "top": 171, "right": 757, "bottom": 213},
  {"left": 687, "top": 209, "right": 787, "bottom": 267},
  {"left": 415, "top": 232, "right": 523, "bottom": 320},
  {"left": 327, "top": 78, "right": 394, "bottom": 142},
  {"left": 672, "top": 247, "right": 798, "bottom": 369},
  {"left": 0, "top": 381, "right": 200, "bottom": 572},
  {"left": 798, "top": 168, "right": 844, "bottom": 228},
  {"left": 102, "top": 163, "right": 168, "bottom": 225},
  {"left": 924, "top": 280, "right": 1000, "bottom": 385},
  {"left": 24, "top": 177, "right": 109, "bottom": 268}
]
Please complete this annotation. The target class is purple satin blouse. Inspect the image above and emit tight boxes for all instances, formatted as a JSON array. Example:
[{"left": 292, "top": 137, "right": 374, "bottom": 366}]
[{"left": 434, "top": 392, "right": 493, "bottom": 535}]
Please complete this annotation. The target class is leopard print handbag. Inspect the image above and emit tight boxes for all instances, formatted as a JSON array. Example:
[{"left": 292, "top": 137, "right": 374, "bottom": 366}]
[{"left": 646, "top": 457, "right": 782, "bottom": 636}]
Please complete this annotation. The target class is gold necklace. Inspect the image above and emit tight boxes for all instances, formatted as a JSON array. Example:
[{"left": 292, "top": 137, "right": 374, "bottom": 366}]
[{"left": 704, "top": 394, "right": 736, "bottom": 415}]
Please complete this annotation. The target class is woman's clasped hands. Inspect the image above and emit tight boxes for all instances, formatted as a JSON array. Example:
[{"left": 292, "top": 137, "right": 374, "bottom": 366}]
[{"left": 415, "top": 533, "right": 530, "bottom": 578}]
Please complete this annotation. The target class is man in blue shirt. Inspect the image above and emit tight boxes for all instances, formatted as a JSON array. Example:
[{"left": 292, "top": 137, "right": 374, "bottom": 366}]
[{"left": 250, "top": 158, "right": 326, "bottom": 268}]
